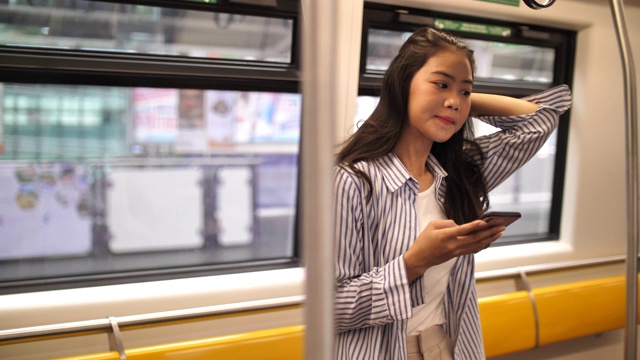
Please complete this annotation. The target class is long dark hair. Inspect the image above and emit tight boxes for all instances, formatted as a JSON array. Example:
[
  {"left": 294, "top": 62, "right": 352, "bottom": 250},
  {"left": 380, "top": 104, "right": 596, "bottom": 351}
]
[{"left": 337, "top": 27, "right": 489, "bottom": 224}]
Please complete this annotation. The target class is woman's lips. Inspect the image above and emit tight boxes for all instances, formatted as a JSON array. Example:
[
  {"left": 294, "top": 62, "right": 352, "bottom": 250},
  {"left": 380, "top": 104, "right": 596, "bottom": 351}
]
[{"left": 436, "top": 115, "right": 455, "bottom": 125}]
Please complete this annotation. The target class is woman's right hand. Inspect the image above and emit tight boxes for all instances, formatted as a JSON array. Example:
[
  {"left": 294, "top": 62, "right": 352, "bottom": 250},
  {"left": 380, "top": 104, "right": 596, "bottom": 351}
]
[{"left": 404, "top": 219, "right": 505, "bottom": 282}]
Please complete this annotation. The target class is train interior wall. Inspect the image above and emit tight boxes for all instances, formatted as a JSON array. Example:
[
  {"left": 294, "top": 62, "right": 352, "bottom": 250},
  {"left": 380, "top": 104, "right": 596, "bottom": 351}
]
[{"left": 2, "top": 0, "right": 640, "bottom": 359}]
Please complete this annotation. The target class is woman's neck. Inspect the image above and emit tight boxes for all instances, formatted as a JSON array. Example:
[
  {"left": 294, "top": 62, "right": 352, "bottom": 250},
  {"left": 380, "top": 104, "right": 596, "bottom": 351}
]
[{"left": 394, "top": 138, "right": 434, "bottom": 192}]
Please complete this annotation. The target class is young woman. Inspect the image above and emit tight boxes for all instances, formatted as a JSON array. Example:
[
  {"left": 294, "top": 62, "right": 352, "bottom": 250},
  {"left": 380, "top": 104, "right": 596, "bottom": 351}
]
[{"left": 333, "top": 27, "right": 571, "bottom": 359}]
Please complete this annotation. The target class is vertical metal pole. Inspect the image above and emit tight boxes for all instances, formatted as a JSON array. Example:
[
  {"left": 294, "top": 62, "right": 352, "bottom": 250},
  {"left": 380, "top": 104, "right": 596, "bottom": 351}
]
[
  {"left": 300, "top": 0, "right": 337, "bottom": 359},
  {"left": 609, "top": 1, "right": 639, "bottom": 359}
]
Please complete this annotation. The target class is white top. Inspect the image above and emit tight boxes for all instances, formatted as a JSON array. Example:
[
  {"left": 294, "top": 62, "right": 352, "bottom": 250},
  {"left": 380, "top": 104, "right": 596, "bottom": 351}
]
[{"left": 406, "top": 183, "right": 456, "bottom": 335}]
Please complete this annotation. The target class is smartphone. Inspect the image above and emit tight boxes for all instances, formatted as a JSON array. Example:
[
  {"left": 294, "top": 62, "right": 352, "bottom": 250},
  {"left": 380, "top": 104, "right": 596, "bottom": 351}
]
[{"left": 481, "top": 211, "right": 521, "bottom": 228}]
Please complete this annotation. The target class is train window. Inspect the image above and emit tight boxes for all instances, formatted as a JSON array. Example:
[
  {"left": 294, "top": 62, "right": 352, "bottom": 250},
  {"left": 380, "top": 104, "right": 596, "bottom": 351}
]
[
  {"left": 0, "top": 0, "right": 300, "bottom": 294},
  {"left": 0, "top": 0, "right": 293, "bottom": 64},
  {"left": 358, "top": 3, "right": 575, "bottom": 245},
  {"left": 367, "top": 29, "right": 555, "bottom": 84}
]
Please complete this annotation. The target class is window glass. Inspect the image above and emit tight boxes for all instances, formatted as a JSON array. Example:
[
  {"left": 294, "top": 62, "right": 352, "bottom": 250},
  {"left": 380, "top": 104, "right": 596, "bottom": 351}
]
[
  {"left": 1, "top": 84, "right": 301, "bottom": 160},
  {"left": 0, "top": 0, "right": 294, "bottom": 63},
  {"left": 0, "top": 0, "right": 300, "bottom": 293},
  {"left": 472, "top": 121, "right": 557, "bottom": 238},
  {"left": 366, "top": 29, "right": 408, "bottom": 72},
  {"left": 0, "top": 83, "right": 300, "bottom": 285},
  {"left": 366, "top": 28, "right": 555, "bottom": 83}
]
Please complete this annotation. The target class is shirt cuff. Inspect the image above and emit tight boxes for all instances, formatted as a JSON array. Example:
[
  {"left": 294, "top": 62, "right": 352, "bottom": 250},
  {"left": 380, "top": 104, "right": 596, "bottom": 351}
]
[{"left": 381, "top": 255, "right": 413, "bottom": 321}]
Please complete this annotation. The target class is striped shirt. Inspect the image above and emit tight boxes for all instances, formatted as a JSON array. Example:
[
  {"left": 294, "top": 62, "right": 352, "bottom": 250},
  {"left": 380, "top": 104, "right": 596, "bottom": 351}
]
[{"left": 333, "top": 85, "right": 572, "bottom": 360}]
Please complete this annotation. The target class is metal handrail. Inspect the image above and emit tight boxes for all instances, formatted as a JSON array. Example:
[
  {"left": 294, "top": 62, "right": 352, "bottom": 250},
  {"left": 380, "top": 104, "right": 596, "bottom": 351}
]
[
  {"left": 0, "top": 295, "right": 304, "bottom": 344},
  {"left": 300, "top": 1, "right": 338, "bottom": 359},
  {"left": 474, "top": 254, "right": 629, "bottom": 281},
  {"left": 608, "top": 1, "right": 639, "bottom": 360},
  {"left": 0, "top": 255, "right": 634, "bottom": 345}
]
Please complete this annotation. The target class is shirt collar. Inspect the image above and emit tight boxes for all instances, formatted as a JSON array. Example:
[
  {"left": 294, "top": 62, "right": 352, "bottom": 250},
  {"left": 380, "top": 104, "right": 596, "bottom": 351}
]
[{"left": 375, "top": 152, "right": 448, "bottom": 192}]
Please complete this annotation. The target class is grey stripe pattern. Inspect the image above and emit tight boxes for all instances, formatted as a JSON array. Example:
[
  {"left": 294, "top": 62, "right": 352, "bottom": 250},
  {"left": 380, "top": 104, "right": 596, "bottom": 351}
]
[{"left": 334, "top": 85, "right": 571, "bottom": 359}]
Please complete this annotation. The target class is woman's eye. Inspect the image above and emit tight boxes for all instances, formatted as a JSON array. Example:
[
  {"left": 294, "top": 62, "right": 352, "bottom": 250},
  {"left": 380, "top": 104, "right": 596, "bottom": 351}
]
[
  {"left": 461, "top": 90, "right": 472, "bottom": 97},
  {"left": 435, "top": 82, "right": 448, "bottom": 89}
]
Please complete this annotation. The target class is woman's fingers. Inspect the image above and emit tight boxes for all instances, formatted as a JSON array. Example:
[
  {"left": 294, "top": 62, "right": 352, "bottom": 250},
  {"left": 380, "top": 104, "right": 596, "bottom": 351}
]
[
  {"left": 428, "top": 219, "right": 459, "bottom": 231},
  {"left": 425, "top": 219, "right": 503, "bottom": 247},
  {"left": 456, "top": 225, "right": 505, "bottom": 253},
  {"left": 455, "top": 220, "right": 490, "bottom": 236},
  {"left": 409, "top": 219, "right": 505, "bottom": 272}
]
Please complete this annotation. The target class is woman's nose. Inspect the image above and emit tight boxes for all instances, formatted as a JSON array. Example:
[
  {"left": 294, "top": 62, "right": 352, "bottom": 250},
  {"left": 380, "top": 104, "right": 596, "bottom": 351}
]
[{"left": 445, "top": 94, "right": 460, "bottom": 110}]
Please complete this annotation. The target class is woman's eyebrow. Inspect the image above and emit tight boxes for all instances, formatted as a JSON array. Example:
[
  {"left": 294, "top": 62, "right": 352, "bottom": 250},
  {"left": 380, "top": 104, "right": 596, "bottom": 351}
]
[{"left": 431, "top": 70, "right": 474, "bottom": 85}]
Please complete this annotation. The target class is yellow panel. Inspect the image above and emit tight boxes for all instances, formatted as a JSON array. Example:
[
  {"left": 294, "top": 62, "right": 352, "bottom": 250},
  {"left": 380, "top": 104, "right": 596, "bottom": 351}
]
[
  {"left": 478, "top": 291, "right": 536, "bottom": 358},
  {"left": 55, "top": 352, "right": 120, "bottom": 360},
  {"left": 533, "top": 275, "right": 626, "bottom": 345},
  {"left": 131, "top": 325, "right": 303, "bottom": 360},
  {"left": 56, "top": 326, "right": 304, "bottom": 360}
]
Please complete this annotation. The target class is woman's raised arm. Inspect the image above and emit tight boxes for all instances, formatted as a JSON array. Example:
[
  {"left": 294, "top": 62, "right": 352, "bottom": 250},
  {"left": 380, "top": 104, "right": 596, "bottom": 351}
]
[{"left": 470, "top": 92, "right": 540, "bottom": 117}]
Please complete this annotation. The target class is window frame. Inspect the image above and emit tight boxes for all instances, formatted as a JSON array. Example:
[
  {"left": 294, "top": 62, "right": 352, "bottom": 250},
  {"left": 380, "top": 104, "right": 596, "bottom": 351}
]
[
  {"left": 0, "top": 0, "right": 303, "bottom": 294},
  {"left": 0, "top": 0, "right": 300, "bottom": 93},
  {"left": 360, "top": 2, "right": 576, "bottom": 245}
]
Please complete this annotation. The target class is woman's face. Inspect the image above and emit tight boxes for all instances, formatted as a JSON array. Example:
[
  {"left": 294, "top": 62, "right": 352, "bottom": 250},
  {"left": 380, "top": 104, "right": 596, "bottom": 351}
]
[{"left": 405, "top": 49, "right": 473, "bottom": 145}]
